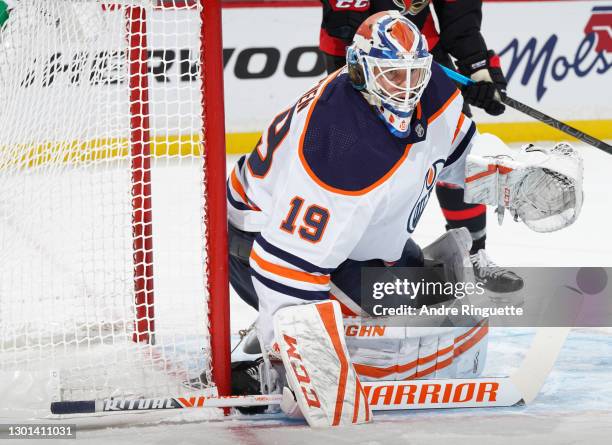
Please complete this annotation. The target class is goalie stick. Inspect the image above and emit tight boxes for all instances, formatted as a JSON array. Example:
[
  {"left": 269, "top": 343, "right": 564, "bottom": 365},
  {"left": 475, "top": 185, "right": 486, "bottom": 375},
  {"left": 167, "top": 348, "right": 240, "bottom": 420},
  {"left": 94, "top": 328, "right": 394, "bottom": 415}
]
[
  {"left": 439, "top": 64, "right": 612, "bottom": 155},
  {"left": 50, "top": 326, "right": 569, "bottom": 415}
]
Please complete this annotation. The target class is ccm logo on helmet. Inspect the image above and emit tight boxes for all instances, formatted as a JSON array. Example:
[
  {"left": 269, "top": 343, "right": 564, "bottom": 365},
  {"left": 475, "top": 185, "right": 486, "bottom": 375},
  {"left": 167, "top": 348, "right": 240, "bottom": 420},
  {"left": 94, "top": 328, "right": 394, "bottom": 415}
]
[
  {"left": 283, "top": 334, "right": 322, "bottom": 408},
  {"left": 365, "top": 381, "right": 500, "bottom": 406}
]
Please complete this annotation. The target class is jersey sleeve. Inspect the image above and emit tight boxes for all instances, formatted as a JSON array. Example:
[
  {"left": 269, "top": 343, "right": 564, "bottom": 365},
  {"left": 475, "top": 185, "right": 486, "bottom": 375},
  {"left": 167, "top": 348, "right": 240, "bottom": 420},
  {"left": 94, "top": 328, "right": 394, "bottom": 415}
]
[
  {"left": 319, "top": 0, "right": 371, "bottom": 55},
  {"left": 437, "top": 112, "right": 478, "bottom": 187},
  {"left": 432, "top": 0, "right": 489, "bottom": 61}
]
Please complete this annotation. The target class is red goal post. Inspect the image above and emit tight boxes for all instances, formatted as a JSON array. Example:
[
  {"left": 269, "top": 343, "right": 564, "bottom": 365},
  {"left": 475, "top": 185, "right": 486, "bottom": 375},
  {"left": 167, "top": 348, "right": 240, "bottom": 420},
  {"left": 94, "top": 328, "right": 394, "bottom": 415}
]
[
  {"left": 200, "top": 0, "right": 232, "bottom": 401},
  {"left": 134, "top": 0, "right": 232, "bottom": 400}
]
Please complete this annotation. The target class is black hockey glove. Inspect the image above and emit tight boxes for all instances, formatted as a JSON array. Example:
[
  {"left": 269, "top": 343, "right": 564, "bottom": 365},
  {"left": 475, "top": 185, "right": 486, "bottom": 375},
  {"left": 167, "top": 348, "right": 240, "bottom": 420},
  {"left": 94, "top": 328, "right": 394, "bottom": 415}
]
[
  {"left": 456, "top": 50, "right": 508, "bottom": 116},
  {"left": 231, "top": 359, "right": 267, "bottom": 414}
]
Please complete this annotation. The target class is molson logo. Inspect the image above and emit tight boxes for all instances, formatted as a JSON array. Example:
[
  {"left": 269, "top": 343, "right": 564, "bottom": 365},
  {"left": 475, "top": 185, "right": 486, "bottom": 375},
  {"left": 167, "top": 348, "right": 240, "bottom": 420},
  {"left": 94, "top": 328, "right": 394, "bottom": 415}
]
[
  {"left": 407, "top": 159, "right": 445, "bottom": 233},
  {"left": 501, "top": 5, "right": 612, "bottom": 101}
]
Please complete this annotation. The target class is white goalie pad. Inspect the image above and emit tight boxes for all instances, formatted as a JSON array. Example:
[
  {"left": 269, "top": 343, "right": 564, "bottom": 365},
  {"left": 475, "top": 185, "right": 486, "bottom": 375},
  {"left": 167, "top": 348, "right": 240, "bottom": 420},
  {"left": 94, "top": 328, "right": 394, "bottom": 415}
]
[
  {"left": 338, "top": 229, "right": 488, "bottom": 382},
  {"left": 464, "top": 142, "right": 583, "bottom": 232},
  {"left": 273, "top": 301, "right": 372, "bottom": 427}
]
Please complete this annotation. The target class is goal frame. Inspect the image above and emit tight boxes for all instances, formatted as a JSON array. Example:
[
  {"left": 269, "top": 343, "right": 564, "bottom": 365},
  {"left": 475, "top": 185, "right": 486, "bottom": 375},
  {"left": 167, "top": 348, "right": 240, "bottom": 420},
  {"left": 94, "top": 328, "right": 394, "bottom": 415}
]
[
  {"left": 128, "top": 0, "right": 231, "bottom": 398},
  {"left": 200, "top": 0, "right": 231, "bottom": 400}
]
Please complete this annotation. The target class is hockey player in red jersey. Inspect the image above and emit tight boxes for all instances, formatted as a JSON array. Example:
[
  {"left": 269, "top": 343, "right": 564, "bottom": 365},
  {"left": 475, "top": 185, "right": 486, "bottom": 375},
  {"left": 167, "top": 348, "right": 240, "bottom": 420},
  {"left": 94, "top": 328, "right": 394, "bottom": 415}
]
[
  {"left": 319, "top": 0, "right": 520, "bottom": 301},
  {"left": 222, "top": 11, "right": 583, "bottom": 425}
]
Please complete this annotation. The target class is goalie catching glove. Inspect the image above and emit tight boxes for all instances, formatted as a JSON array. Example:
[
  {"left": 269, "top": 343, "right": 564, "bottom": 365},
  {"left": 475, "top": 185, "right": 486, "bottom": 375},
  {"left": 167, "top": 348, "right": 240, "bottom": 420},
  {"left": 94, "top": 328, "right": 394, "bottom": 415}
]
[{"left": 464, "top": 142, "right": 583, "bottom": 233}]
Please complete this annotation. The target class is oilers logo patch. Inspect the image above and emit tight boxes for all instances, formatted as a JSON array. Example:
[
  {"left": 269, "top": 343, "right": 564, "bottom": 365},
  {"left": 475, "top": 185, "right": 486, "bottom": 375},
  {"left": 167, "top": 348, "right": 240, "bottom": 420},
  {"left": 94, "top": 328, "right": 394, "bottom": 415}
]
[{"left": 407, "top": 159, "right": 445, "bottom": 233}]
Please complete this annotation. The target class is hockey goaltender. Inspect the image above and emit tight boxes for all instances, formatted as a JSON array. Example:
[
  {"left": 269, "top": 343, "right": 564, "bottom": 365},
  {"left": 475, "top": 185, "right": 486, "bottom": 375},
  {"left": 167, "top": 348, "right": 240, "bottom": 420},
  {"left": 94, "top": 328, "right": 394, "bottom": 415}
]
[{"left": 223, "top": 11, "right": 583, "bottom": 427}]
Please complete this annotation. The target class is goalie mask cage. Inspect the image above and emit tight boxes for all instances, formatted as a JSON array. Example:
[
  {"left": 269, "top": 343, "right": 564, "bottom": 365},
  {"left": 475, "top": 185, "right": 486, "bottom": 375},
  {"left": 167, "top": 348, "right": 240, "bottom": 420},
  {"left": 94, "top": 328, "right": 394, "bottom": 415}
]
[{"left": 0, "top": 0, "right": 230, "bottom": 415}]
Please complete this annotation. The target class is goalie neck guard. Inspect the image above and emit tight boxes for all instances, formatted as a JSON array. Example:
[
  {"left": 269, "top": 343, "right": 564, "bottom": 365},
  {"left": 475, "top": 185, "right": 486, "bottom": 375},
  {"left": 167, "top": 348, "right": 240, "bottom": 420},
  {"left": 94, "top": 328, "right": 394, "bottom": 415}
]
[{"left": 347, "top": 10, "right": 433, "bottom": 138}]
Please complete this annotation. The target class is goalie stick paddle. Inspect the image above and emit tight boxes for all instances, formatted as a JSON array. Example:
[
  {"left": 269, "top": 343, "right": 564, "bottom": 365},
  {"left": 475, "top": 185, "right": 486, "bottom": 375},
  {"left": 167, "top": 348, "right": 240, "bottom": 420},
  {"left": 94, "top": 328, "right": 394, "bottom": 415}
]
[
  {"left": 510, "top": 327, "right": 571, "bottom": 404},
  {"left": 50, "top": 326, "right": 569, "bottom": 415},
  {"left": 439, "top": 64, "right": 612, "bottom": 155}
]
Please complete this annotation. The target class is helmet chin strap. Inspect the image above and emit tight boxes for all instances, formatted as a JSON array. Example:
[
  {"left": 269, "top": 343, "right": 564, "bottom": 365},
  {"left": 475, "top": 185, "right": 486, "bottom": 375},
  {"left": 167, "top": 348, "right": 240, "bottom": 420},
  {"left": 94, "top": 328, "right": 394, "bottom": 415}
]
[{"left": 361, "top": 91, "right": 414, "bottom": 138}]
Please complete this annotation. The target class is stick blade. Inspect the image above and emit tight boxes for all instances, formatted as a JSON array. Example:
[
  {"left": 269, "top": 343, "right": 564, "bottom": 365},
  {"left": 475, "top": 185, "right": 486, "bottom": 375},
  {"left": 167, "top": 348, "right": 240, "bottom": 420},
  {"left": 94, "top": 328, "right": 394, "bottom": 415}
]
[{"left": 510, "top": 327, "right": 571, "bottom": 404}]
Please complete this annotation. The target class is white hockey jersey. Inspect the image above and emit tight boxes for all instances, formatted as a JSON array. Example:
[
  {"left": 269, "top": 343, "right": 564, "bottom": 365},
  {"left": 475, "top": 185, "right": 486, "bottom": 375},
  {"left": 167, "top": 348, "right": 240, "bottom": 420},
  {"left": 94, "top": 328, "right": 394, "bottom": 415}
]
[{"left": 227, "top": 64, "right": 478, "bottom": 347}]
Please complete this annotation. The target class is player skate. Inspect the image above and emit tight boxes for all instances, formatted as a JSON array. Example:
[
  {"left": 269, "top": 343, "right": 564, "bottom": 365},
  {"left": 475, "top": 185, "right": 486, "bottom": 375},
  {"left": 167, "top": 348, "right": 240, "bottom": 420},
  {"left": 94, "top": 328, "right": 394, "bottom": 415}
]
[
  {"left": 470, "top": 249, "right": 524, "bottom": 304},
  {"left": 419, "top": 222, "right": 523, "bottom": 305},
  {"left": 186, "top": 324, "right": 270, "bottom": 413},
  {"left": 226, "top": 328, "right": 269, "bottom": 414}
]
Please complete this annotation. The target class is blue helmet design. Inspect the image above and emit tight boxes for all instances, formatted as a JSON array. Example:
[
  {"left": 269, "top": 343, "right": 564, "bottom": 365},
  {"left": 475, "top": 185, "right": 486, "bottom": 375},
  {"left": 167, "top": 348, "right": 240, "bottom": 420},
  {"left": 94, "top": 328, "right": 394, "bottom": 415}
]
[{"left": 347, "top": 10, "right": 433, "bottom": 137}]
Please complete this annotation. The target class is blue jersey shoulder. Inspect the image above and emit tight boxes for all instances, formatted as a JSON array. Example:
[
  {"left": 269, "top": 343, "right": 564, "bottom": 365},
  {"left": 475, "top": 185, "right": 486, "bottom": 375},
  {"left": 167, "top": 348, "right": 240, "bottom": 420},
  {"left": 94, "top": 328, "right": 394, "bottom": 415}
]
[{"left": 300, "top": 74, "right": 411, "bottom": 194}]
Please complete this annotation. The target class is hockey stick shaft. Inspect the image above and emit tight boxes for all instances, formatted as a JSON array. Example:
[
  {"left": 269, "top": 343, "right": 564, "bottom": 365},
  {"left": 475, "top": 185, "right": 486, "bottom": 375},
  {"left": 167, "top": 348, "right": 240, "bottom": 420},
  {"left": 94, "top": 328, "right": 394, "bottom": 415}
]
[
  {"left": 439, "top": 65, "right": 612, "bottom": 155},
  {"left": 50, "top": 377, "right": 523, "bottom": 414},
  {"left": 510, "top": 326, "right": 571, "bottom": 404},
  {"left": 51, "top": 394, "right": 281, "bottom": 414}
]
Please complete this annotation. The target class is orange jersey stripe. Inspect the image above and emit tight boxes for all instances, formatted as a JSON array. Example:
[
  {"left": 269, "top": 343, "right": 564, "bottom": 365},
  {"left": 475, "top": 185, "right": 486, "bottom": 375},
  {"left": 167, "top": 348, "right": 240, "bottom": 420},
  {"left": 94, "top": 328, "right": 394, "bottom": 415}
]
[
  {"left": 230, "top": 167, "right": 260, "bottom": 211},
  {"left": 250, "top": 250, "right": 330, "bottom": 285},
  {"left": 297, "top": 72, "right": 414, "bottom": 196},
  {"left": 452, "top": 113, "right": 466, "bottom": 144},
  {"left": 427, "top": 88, "right": 461, "bottom": 125}
]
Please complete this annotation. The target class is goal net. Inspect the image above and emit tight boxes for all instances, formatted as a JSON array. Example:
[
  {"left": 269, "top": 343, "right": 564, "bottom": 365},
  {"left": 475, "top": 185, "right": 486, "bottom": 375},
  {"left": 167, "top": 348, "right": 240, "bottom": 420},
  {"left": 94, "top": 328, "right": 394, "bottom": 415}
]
[{"left": 0, "top": 0, "right": 229, "bottom": 416}]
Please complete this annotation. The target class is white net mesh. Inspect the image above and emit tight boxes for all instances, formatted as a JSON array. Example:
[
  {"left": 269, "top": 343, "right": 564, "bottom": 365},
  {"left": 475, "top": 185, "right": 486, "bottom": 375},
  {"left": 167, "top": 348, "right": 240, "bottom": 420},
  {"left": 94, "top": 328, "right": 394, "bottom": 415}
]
[{"left": 0, "top": 0, "right": 216, "bottom": 407}]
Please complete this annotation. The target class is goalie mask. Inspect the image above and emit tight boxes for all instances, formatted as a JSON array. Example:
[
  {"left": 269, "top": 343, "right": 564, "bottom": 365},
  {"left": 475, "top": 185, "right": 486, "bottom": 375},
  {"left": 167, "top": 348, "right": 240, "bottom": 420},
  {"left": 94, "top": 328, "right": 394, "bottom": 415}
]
[{"left": 347, "top": 10, "right": 433, "bottom": 137}]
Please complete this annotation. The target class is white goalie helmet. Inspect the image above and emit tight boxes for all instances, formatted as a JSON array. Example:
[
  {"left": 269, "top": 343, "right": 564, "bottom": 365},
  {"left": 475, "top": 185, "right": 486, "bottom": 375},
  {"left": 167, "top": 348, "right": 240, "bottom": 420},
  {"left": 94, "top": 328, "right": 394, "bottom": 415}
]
[{"left": 347, "top": 10, "right": 433, "bottom": 137}]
